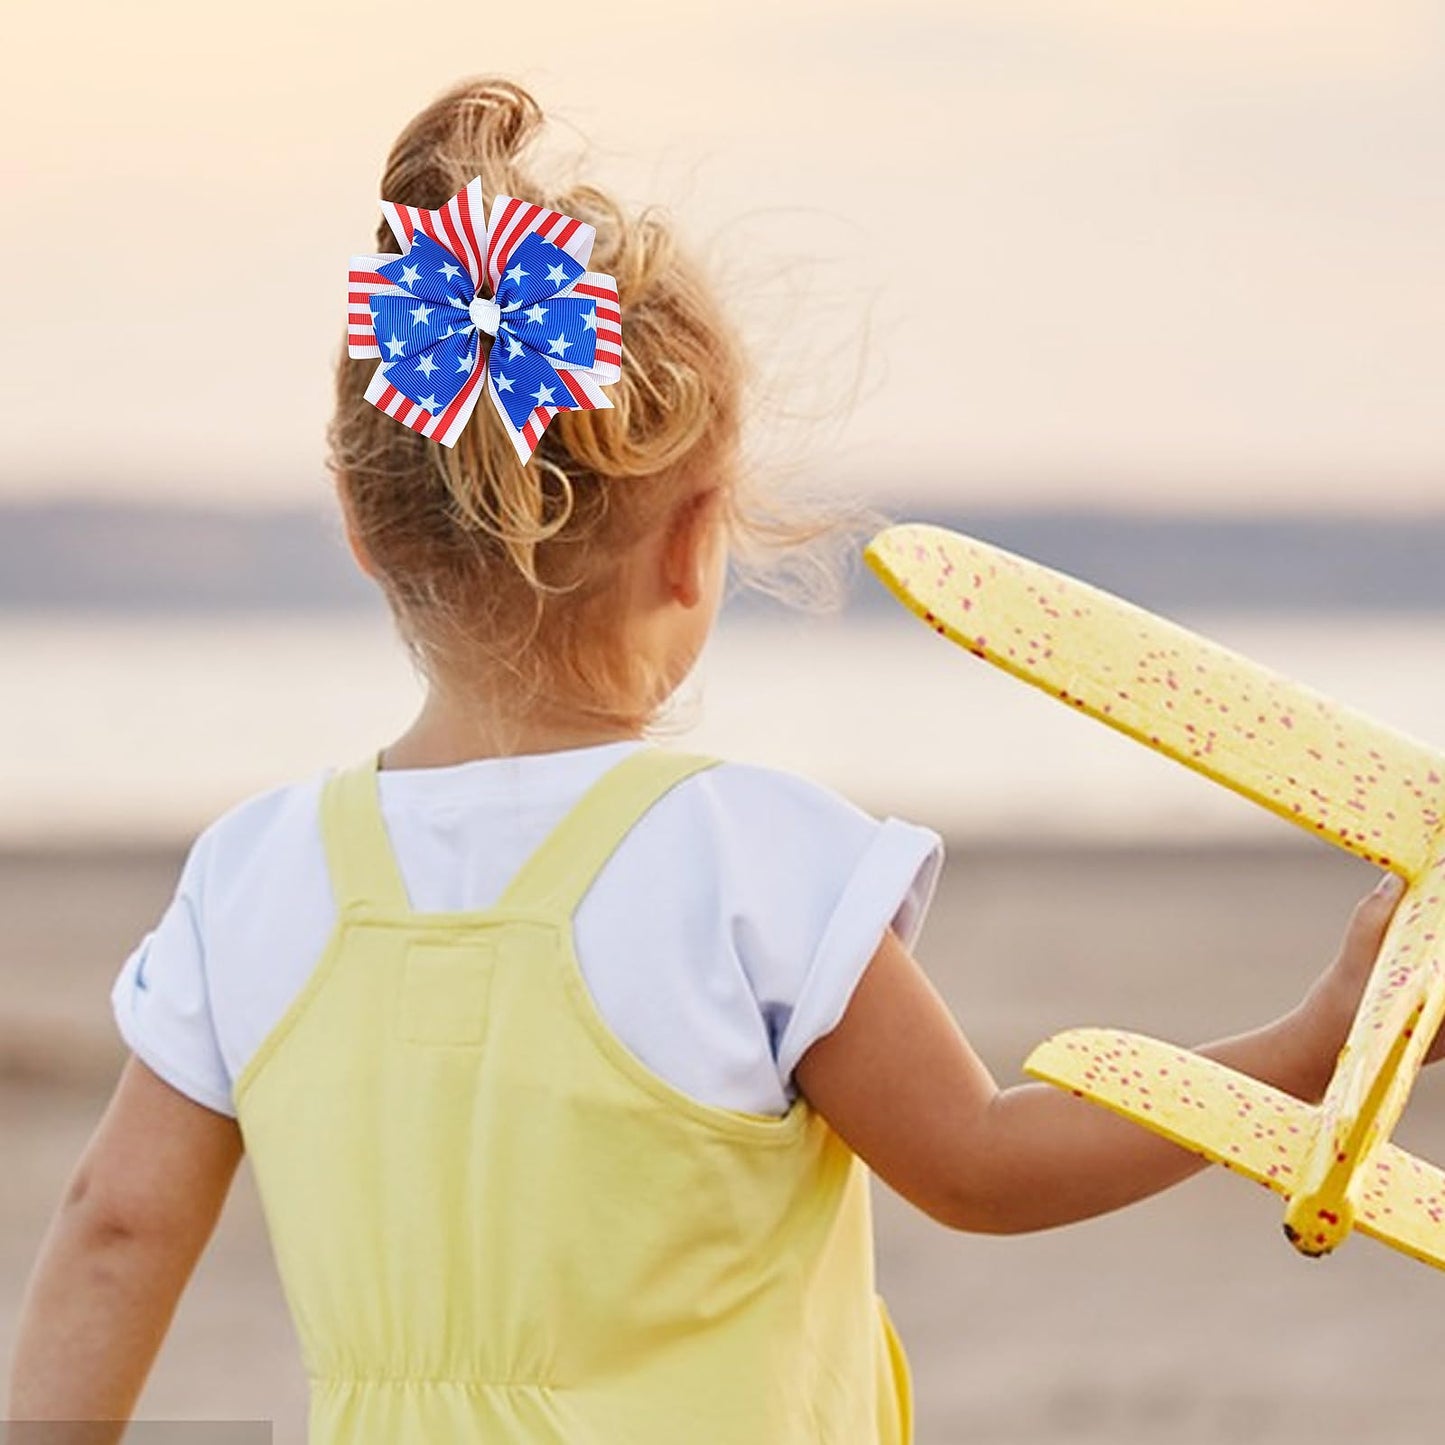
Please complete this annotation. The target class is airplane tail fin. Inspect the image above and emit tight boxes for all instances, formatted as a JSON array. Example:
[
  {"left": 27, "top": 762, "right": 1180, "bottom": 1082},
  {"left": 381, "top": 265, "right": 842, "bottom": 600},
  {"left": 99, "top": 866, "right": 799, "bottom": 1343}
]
[{"left": 1025, "top": 1028, "right": 1445, "bottom": 1270}]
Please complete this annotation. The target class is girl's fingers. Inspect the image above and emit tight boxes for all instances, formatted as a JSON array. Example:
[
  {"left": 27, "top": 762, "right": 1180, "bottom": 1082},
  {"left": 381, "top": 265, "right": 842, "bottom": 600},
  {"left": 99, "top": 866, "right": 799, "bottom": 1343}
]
[
  {"left": 1351, "top": 873, "right": 1404, "bottom": 944},
  {"left": 1328, "top": 874, "right": 1405, "bottom": 1000}
]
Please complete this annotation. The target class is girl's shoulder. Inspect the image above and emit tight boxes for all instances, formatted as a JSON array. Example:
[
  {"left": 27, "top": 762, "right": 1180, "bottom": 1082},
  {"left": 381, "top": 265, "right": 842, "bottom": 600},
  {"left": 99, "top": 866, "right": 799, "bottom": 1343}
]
[
  {"left": 666, "top": 759, "right": 945, "bottom": 944},
  {"left": 178, "top": 771, "right": 330, "bottom": 908},
  {"left": 678, "top": 757, "right": 882, "bottom": 827},
  {"left": 677, "top": 754, "right": 940, "bottom": 851}
]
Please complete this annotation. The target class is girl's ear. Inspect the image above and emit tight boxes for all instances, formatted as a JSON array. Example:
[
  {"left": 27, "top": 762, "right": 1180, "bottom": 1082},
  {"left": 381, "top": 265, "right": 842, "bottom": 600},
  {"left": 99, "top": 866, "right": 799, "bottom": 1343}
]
[{"left": 661, "top": 488, "right": 723, "bottom": 609}]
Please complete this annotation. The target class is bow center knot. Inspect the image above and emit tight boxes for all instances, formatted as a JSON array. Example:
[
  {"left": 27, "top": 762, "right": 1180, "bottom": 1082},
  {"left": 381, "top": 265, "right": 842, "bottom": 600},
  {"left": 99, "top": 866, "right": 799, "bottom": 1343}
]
[{"left": 469, "top": 296, "right": 502, "bottom": 336}]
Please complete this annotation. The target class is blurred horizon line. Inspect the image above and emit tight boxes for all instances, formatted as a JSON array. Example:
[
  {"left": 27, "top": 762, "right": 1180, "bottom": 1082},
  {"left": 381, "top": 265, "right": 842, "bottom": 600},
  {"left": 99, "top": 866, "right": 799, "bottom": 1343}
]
[{"left": 5, "top": 497, "right": 1445, "bottom": 617}]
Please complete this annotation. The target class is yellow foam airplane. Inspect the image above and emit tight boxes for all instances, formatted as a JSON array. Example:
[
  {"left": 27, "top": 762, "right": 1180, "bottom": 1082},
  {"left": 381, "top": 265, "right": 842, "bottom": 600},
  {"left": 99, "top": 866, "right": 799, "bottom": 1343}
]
[{"left": 865, "top": 522, "right": 1445, "bottom": 1270}]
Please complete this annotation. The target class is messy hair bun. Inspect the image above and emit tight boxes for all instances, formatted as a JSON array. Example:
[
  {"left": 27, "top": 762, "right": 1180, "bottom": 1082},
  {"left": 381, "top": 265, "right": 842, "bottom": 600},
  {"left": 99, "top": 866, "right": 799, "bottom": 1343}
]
[{"left": 328, "top": 79, "right": 837, "bottom": 735}]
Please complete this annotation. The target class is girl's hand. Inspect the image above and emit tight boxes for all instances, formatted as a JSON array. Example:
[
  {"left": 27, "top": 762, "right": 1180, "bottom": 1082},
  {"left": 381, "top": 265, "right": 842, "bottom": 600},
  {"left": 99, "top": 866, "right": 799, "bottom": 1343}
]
[{"left": 1294, "top": 873, "right": 1445, "bottom": 1073}]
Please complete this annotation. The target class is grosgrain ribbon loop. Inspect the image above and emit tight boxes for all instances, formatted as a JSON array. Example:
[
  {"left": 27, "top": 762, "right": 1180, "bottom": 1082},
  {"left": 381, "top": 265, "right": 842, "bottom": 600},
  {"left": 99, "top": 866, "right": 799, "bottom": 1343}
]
[{"left": 346, "top": 178, "right": 623, "bottom": 462}]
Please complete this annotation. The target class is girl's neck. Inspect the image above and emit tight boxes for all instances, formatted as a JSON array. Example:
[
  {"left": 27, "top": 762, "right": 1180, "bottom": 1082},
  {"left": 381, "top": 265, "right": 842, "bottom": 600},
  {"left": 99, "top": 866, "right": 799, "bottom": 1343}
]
[{"left": 379, "top": 689, "right": 643, "bottom": 771}]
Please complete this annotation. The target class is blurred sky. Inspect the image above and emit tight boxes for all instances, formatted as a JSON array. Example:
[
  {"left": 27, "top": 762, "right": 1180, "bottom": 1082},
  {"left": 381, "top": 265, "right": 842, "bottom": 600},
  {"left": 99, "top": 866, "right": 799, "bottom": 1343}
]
[{"left": 5, "top": 0, "right": 1444, "bottom": 511}]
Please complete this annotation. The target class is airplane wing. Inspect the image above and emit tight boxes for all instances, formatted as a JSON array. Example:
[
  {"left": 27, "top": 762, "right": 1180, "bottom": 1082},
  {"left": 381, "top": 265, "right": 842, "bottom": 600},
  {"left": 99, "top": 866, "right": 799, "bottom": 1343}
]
[
  {"left": 865, "top": 523, "right": 1445, "bottom": 878},
  {"left": 1025, "top": 1027, "right": 1445, "bottom": 1270}
]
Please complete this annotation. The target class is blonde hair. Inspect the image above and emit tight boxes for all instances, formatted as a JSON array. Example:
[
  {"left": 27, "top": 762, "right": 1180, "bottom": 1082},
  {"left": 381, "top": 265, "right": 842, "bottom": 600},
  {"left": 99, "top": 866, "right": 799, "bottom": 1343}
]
[{"left": 328, "top": 79, "right": 850, "bottom": 735}]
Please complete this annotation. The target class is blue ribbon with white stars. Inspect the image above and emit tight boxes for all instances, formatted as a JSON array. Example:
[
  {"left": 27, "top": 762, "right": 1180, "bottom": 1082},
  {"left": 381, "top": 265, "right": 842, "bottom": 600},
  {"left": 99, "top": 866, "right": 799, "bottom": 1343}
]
[
  {"left": 348, "top": 179, "right": 621, "bottom": 458},
  {"left": 367, "top": 229, "right": 605, "bottom": 448}
]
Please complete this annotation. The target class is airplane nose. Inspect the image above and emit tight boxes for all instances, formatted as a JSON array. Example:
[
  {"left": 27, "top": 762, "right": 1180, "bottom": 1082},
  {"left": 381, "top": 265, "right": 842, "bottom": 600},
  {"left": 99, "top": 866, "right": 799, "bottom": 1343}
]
[{"left": 1283, "top": 1199, "right": 1354, "bottom": 1257}]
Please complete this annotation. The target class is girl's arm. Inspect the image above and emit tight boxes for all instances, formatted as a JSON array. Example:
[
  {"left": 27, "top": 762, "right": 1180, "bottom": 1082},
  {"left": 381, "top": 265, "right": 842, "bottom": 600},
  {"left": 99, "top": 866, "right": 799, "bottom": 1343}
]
[
  {"left": 7, "top": 1057, "right": 243, "bottom": 1431},
  {"left": 795, "top": 875, "right": 1427, "bottom": 1234}
]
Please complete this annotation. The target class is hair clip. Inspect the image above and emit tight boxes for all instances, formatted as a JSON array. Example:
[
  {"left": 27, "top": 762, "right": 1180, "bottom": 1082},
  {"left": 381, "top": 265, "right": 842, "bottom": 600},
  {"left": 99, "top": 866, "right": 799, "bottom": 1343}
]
[{"left": 347, "top": 178, "right": 622, "bottom": 463}]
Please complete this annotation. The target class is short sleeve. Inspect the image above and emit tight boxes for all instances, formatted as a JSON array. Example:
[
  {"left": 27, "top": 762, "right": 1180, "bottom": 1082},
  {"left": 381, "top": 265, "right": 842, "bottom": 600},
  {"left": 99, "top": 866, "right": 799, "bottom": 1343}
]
[
  {"left": 111, "top": 835, "right": 235, "bottom": 1116},
  {"left": 772, "top": 817, "right": 943, "bottom": 1089},
  {"left": 711, "top": 765, "right": 944, "bottom": 1100}
]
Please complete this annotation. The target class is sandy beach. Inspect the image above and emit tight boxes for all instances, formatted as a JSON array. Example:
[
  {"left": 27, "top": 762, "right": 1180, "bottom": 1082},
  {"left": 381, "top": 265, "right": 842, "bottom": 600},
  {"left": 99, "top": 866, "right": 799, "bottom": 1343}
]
[{"left": 4, "top": 839, "right": 1443, "bottom": 1444}]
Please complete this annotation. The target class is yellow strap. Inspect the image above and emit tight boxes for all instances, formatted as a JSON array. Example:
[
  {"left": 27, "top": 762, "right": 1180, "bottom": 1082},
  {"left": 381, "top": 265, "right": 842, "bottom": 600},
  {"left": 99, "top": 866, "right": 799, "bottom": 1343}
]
[
  {"left": 320, "top": 754, "right": 411, "bottom": 914},
  {"left": 320, "top": 748, "right": 717, "bottom": 918},
  {"left": 496, "top": 748, "right": 717, "bottom": 917}
]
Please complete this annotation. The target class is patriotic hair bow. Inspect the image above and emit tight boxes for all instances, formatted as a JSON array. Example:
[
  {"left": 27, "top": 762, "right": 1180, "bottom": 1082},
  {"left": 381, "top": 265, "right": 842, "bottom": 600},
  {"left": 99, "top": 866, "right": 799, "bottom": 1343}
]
[{"left": 347, "top": 178, "right": 622, "bottom": 462}]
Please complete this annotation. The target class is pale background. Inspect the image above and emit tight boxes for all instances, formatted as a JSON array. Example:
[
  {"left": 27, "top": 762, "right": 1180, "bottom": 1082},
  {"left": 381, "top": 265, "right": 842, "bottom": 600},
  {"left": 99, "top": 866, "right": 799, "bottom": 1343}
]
[{"left": 5, "top": 0, "right": 1444, "bottom": 510}]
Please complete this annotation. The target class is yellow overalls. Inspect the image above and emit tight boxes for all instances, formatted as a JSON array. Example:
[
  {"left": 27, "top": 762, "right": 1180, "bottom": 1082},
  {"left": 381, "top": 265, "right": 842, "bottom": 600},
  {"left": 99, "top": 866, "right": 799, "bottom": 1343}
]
[{"left": 234, "top": 748, "right": 913, "bottom": 1442}]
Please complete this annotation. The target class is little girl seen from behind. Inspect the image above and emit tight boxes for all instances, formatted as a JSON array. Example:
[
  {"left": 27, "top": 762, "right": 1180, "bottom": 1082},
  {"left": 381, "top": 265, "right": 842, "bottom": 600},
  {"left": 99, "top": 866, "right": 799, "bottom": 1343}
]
[{"left": 7, "top": 78, "right": 1434, "bottom": 1445}]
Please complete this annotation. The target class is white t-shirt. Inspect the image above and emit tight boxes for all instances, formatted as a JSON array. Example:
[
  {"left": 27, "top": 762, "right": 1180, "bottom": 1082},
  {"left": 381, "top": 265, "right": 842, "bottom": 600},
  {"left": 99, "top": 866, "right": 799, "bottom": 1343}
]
[{"left": 111, "top": 742, "right": 944, "bottom": 1119}]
